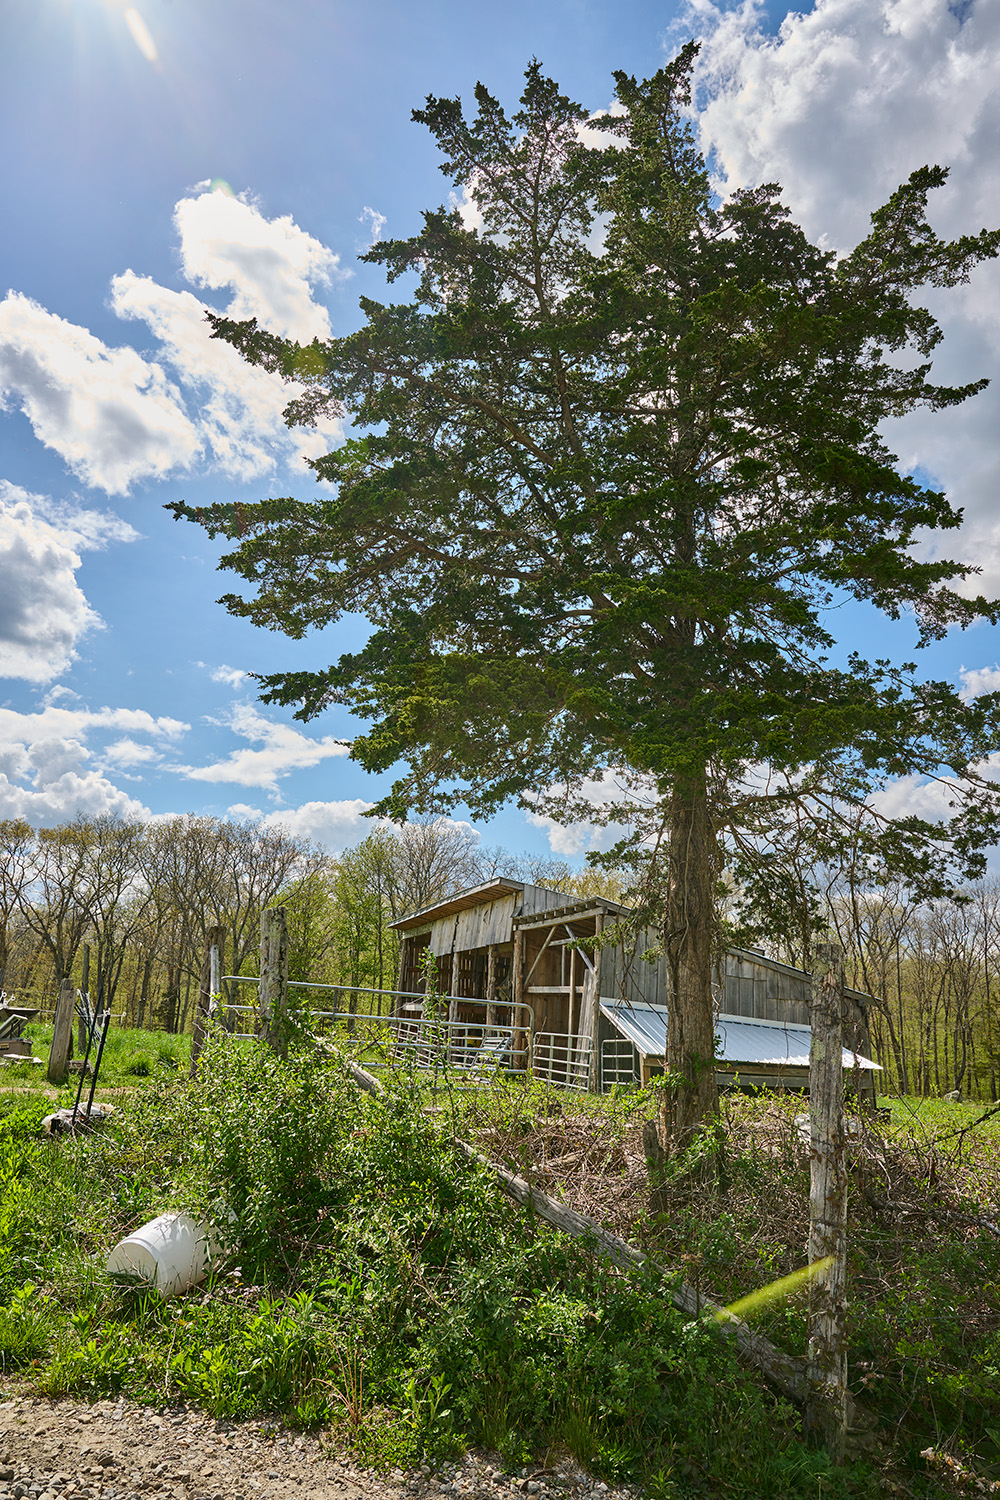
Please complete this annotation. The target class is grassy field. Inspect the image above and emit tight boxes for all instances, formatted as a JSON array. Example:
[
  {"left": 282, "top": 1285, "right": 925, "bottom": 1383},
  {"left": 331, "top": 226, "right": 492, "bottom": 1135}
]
[
  {"left": 1, "top": 1025, "right": 998, "bottom": 1498},
  {"left": 2, "top": 1021, "right": 190, "bottom": 1098}
]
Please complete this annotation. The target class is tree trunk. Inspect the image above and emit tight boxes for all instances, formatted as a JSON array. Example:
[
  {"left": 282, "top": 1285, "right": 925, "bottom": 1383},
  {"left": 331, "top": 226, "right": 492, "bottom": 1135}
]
[
  {"left": 79, "top": 945, "right": 91, "bottom": 1052},
  {"left": 659, "top": 771, "right": 718, "bottom": 1148},
  {"left": 804, "top": 941, "right": 848, "bottom": 1461}
]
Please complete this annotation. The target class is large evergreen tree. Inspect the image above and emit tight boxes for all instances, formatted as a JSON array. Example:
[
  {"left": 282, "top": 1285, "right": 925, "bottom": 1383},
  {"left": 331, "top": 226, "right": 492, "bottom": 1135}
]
[{"left": 172, "top": 48, "right": 1000, "bottom": 1143}]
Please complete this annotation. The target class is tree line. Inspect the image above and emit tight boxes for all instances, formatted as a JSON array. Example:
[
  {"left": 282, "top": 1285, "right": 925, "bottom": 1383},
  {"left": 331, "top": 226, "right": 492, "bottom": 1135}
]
[
  {"left": 2, "top": 812, "right": 998, "bottom": 1098},
  {"left": 0, "top": 814, "right": 610, "bottom": 1034}
]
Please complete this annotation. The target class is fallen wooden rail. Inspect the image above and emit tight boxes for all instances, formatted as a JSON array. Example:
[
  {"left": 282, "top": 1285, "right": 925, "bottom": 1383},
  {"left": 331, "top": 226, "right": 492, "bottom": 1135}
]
[{"left": 329, "top": 1047, "right": 871, "bottom": 1437}]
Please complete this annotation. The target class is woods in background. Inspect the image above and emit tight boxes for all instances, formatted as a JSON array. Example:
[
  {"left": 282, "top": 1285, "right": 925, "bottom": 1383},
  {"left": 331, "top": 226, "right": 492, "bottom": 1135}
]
[
  {"left": 1, "top": 811, "right": 998, "bottom": 1100},
  {"left": 0, "top": 813, "right": 606, "bottom": 1035}
]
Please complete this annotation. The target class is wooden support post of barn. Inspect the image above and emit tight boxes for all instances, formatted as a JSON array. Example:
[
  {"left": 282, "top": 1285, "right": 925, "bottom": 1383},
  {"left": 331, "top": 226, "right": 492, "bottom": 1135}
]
[
  {"left": 190, "top": 925, "right": 226, "bottom": 1078},
  {"left": 513, "top": 927, "right": 526, "bottom": 1069},
  {"left": 48, "top": 977, "right": 75, "bottom": 1085},
  {"left": 485, "top": 943, "right": 498, "bottom": 1028},
  {"left": 804, "top": 940, "right": 848, "bottom": 1461},
  {"left": 259, "top": 907, "right": 291, "bottom": 1058},
  {"left": 588, "top": 912, "right": 604, "bottom": 1091}
]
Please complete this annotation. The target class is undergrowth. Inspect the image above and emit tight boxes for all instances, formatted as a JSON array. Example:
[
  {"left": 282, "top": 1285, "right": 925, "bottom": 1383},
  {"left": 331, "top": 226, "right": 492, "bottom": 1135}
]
[
  {"left": 454, "top": 1080, "right": 1000, "bottom": 1493},
  {"left": 0, "top": 1038, "right": 880, "bottom": 1499}
]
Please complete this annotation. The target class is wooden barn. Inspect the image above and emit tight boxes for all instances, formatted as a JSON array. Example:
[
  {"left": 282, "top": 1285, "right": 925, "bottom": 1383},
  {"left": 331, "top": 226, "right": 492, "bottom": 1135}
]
[{"left": 390, "top": 878, "right": 880, "bottom": 1096}]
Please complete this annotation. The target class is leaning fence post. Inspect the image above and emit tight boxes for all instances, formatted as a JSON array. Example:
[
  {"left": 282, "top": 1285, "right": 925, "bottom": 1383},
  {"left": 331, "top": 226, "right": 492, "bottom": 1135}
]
[
  {"left": 804, "top": 940, "right": 848, "bottom": 1461},
  {"left": 259, "top": 907, "right": 290, "bottom": 1057},
  {"left": 48, "top": 977, "right": 75, "bottom": 1085},
  {"left": 191, "top": 925, "right": 226, "bottom": 1077}
]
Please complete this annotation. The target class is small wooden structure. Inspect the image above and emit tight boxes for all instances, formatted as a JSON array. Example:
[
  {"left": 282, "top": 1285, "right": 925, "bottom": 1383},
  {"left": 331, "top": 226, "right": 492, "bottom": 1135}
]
[{"left": 391, "top": 880, "right": 880, "bottom": 1095}]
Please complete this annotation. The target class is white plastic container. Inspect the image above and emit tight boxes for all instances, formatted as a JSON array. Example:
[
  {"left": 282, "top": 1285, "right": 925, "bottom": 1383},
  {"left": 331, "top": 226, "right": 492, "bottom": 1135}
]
[{"left": 106, "top": 1212, "right": 217, "bottom": 1299}]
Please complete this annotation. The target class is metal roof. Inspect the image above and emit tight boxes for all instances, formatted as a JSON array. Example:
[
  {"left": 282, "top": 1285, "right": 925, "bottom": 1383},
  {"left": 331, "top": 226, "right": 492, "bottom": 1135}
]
[{"left": 599, "top": 1001, "right": 881, "bottom": 1071}]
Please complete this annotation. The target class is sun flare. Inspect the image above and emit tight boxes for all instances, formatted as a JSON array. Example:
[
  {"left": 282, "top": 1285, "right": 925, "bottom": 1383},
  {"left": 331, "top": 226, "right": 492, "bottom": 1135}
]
[{"left": 123, "top": 6, "right": 158, "bottom": 63}]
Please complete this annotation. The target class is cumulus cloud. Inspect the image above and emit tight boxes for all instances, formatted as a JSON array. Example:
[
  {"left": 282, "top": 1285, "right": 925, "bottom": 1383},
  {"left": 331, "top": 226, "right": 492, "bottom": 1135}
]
[
  {"left": 209, "top": 664, "right": 250, "bottom": 689},
  {"left": 175, "top": 185, "right": 343, "bottom": 342},
  {"left": 868, "top": 762, "right": 1000, "bottom": 825},
  {"left": 0, "top": 294, "right": 201, "bottom": 494},
  {"left": 0, "top": 184, "right": 344, "bottom": 495},
  {"left": 688, "top": 0, "right": 1000, "bottom": 589},
  {"left": 182, "top": 703, "right": 350, "bottom": 789},
  {"left": 100, "top": 738, "right": 165, "bottom": 768},
  {"left": 109, "top": 270, "right": 339, "bottom": 481},
  {"left": 0, "top": 703, "right": 187, "bottom": 825},
  {"left": 526, "top": 772, "right": 654, "bottom": 856},
  {"left": 0, "top": 484, "right": 137, "bottom": 682},
  {"left": 228, "top": 797, "right": 378, "bottom": 852},
  {"left": 959, "top": 663, "right": 1000, "bottom": 700}
]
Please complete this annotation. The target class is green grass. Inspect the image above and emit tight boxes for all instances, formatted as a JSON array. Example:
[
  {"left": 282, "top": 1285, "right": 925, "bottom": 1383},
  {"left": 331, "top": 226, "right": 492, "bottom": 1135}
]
[{"left": 0, "top": 1023, "right": 191, "bottom": 1099}]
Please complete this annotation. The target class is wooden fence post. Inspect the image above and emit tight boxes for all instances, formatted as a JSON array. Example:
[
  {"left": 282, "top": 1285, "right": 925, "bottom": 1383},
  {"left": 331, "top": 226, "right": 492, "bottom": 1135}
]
[
  {"left": 259, "top": 907, "right": 290, "bottom": 1057},
  {"left": 804, "top": 940, "right": 848, "bottom": 1460},
  {"left": 78, "top": 945, "right": 90, "bottom": 1052},
  {"left": 512, "top": 927, "right": 526, "bottom": 1071},
  {"left": 191, "top": 925, "right": 226, "bottom": 1078},
  {"left": 48, "top": 978, "right": 75, "bottom": 1085}
]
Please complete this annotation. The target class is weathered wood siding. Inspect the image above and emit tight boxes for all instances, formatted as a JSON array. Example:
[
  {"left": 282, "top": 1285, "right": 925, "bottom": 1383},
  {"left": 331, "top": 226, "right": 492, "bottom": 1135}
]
[
  {"left": 599, "top": 931, "right": 823, "bottom": 1026},
  {"left": 400, "top": 882, "right": 870, "bottom": 1036}
]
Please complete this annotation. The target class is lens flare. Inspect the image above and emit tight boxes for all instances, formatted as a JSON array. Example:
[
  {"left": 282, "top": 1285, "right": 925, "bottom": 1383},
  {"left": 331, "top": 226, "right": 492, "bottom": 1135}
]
[
  {"left": 124, "top": 8, "right": 158, "bottom": 63},
  {"left": 714, "top": 1256, "right": 835, "bottom": 1324}
]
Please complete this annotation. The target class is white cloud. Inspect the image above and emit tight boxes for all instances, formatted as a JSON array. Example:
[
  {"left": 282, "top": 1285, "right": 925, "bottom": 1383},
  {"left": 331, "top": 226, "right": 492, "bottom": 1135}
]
[
  {"left": 0, "top": 703, "right": 187, "bottom": 825},
  {"left": 100, "top": 738, "right": 164, "bottom": 768},
  {"left": 359, "top": 206, "right": 387, "bottom": 245},
  {"left": 689, "top": 0, "right": 1000, "bottom": 590},
  {"left": 0, "top": 484, "right": 137, "bottom": 682},
  {"left": 182, "top": 703, "right": 350, "bottom": 788},
  {"left": 175, "top": 185, "right": 343, "bottom": 342},
  {"left": 0, "top": 293, "right": 201, "bottom": 494},
  {"left": 959, "top": 663, "right": 1000, "bottom": 700},
  {"left": 526, "top": 772, "right": 654, "bottom": 856},
  {"left": 0, "top": 184, "right": 344, "bottom": 496},
  {"left": 209, "top": 664, "right": 250, "bottom": 689},
  {"left": 228, "top": 797, "right": 378, "bottom": 852},
  {"left": 448, "top": 182, "right": 484, "bottom": 235},
  {"left": 109, "top": 270, "right": 339, "bottom": 481}
]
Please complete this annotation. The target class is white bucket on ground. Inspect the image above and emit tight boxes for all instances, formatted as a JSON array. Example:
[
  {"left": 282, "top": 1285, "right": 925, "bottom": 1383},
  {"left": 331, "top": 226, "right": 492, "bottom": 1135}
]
[{"left": 106, "top": 1212, "right": 217, "bottom": 1299}]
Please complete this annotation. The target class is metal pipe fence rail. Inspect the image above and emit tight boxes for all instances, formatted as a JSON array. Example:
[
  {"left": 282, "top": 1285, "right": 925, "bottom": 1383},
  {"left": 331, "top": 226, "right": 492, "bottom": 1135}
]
[
  {"left": 600, "top": 1036, "right": 640, "bottom": 1092},
  {"left": 531, "top": 1032, "right": 593, "bottom": 1092},
  {"left": 220, "top": 976, "right": 536, "bottom": 1081},
  {"left": 327, "top": 1012, "right": 530, "bottom": 1083}
]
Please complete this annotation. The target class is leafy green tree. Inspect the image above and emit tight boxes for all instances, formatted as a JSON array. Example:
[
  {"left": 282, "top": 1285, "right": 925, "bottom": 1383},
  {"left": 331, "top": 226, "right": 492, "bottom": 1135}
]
[{"left": 173, "top": 49, "right": 1000, "bottom": 1143}]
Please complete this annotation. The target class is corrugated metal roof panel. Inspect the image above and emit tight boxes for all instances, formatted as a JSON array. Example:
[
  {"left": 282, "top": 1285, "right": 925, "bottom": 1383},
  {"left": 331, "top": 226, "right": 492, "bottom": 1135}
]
[{"left": 599, "top": 1001, "right": 881, "bottom": 1070}]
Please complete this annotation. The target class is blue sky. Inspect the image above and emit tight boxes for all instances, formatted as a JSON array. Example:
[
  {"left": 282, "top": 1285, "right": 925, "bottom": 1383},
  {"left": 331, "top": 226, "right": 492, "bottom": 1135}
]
[{"left": 1, "top": 0, "right": 998, "bottom": 858}]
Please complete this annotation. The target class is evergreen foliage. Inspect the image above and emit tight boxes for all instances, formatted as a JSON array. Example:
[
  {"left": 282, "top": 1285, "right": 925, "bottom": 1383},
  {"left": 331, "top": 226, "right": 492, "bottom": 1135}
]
[{"left": 172, "top": 50, "right": 1000, "bottom": 1139}]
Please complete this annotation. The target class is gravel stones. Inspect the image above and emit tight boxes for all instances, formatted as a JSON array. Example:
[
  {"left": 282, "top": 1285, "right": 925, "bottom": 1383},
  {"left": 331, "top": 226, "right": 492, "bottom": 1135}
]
[{"left": 0, "top": 1397, "right": 635, "bottom": 1500}]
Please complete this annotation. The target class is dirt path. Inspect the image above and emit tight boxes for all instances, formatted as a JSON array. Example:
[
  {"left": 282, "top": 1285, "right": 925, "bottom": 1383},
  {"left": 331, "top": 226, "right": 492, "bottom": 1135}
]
[{"left": 0, "top": 1393, "right": 624, "bottom": 1500}]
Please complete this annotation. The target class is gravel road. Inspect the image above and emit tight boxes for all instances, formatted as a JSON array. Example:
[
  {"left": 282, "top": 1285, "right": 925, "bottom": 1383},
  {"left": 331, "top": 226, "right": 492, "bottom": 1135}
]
[{"left": 0, "top": 1395, "right": 630, "bottom": 1500}]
